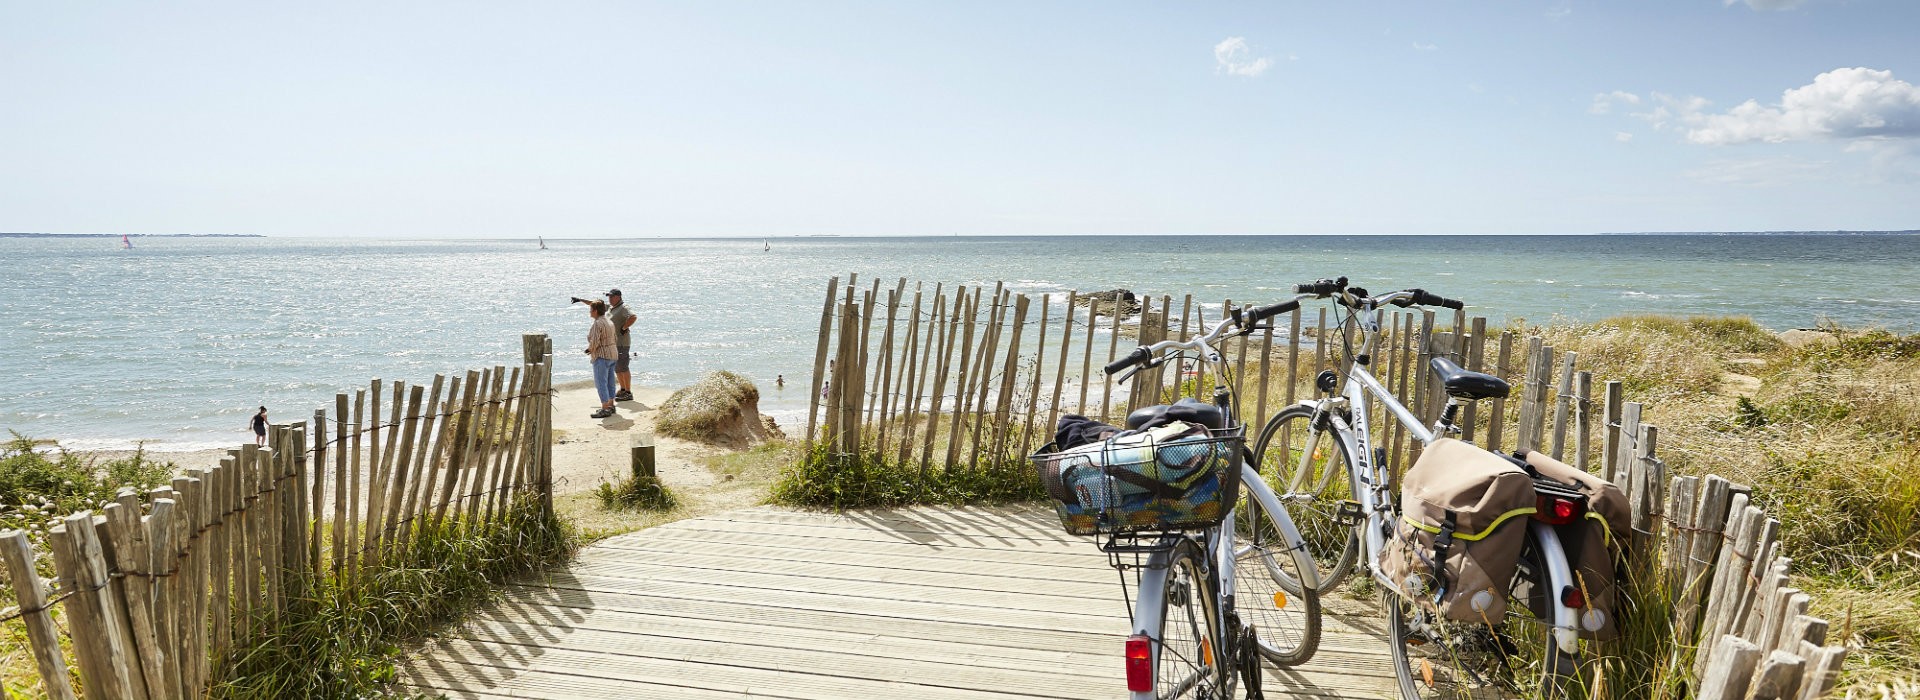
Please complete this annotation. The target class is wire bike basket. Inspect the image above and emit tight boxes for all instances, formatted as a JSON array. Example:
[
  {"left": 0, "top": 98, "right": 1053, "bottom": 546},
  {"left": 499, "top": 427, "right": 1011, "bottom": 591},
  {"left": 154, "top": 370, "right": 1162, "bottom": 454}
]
[{"left": 1030, "top": 425, "right": 1245, "bottom": 538}]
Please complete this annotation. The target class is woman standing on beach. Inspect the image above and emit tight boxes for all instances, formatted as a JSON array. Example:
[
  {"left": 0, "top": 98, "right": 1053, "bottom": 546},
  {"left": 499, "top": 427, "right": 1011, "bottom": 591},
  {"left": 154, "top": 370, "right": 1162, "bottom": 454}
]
[
  {"left": 585, "top": 300, "right": 619, "bottom": 419},
  {"left": 250, "top": 406, "right": 268, "bottom": 446}
]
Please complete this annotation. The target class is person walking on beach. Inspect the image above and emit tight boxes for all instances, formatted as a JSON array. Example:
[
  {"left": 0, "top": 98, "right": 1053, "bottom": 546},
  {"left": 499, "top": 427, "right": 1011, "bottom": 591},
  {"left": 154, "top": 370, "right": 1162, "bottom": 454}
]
[
  {"left": 250, "top": 406, "right": 269, "bottom": 446},
  {"left": 585, "top": 301, "right": 619, "bottom": 419},
  {"left": 606, "top": 288, "right": 637, "bottom": 402}
]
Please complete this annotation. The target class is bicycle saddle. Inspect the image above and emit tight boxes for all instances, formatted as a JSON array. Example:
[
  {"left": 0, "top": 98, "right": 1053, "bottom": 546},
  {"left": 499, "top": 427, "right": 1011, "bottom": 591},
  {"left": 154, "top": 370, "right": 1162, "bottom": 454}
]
[
  {"left": 1124, "top": 397, "right": 1225, "bottom": 431},
  {"left": 1428, "top": 357, "right": 1511, "bottom": 400}
]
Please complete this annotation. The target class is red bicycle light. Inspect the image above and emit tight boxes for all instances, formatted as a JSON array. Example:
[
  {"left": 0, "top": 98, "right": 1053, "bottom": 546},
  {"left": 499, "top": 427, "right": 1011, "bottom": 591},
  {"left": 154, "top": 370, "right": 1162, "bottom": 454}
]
[
  {"left": 1533, "top": 495, "right": 1584, "bottom": 525},
  {"left": 1125, "top": 635, "right": 1153, "bottom": 692},
  {"left": 1561, "top": 585, "right": 1587, "bottom": 609}
]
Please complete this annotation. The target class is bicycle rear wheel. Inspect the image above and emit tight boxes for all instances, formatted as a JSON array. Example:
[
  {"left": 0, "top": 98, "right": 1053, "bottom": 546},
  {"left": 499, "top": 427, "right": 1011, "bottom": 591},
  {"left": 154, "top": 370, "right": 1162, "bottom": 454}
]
[
  {"left": 1253, "top": 404, "right": 1360, "bottom": 591},
  {"left": 1383, "top": 528, "right": 1580, "bottom": 699},
  {"left": 1145, "top": 538, "right": 1224, "bottom": 699},
  {"left": 1232, "top": 479, "right": 1322, "bottom": 667}
]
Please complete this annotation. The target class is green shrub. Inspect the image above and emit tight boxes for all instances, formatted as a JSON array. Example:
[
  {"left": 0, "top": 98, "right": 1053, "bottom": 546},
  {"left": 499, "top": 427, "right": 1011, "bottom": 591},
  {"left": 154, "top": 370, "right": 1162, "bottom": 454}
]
[
  {"left": 0, "top": 434, "right": 174, "bottom": 513},
  {"left": 595, "top": 475, "right": 679, "bottom": 511},
  {"left": 771, "top": 441, "right": 1044, "bottom": 510}
]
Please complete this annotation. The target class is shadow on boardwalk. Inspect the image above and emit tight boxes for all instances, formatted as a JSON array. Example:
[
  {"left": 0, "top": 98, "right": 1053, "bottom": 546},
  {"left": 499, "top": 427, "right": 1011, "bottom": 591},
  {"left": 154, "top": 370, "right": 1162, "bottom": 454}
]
[{"left": 399, "top": 505, "right": 1402, "bottom": 699}]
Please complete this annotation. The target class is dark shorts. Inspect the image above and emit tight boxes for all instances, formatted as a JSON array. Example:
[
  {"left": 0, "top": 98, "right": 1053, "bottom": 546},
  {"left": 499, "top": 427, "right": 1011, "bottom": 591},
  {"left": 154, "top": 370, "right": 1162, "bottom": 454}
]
[{"left": 616, "top": 347, "right": 631, "bottom": 373}]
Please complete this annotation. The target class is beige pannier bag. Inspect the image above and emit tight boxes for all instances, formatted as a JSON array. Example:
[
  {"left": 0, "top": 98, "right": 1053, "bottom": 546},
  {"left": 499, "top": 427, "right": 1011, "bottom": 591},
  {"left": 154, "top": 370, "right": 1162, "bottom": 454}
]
[
  {"left": 1380, "top": 438, "right": 1536, "bottom": 622},
  {"left": 1525, "top": 451, "right": 1630, "bottom": 640}
]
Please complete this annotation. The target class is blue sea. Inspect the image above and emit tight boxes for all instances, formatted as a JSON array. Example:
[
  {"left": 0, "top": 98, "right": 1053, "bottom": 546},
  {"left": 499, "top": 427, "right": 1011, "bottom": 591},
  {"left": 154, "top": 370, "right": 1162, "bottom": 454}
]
[{"left": 3, "top": 233, "right": 1917, "bottom": 451}]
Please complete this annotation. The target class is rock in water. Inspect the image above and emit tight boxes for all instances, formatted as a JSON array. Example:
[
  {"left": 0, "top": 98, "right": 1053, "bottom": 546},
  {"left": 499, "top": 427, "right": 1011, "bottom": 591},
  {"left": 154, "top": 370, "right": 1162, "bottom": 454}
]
[
  {"left": 655, "top": 371, "right": 776, "bottom": 448},
  {"left": 1073, "top": 289, "right": 1141, "bottom": 316}
]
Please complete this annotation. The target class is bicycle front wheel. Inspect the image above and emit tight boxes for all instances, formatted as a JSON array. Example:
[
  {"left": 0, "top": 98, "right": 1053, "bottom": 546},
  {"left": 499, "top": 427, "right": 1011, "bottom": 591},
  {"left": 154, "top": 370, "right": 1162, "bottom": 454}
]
[
  {"left": 1232, "top": 478, "right": 1322, "bottom": 667},
  {"left": 1384, "top": 528, "right": 1581, "bottom": 699},
  {"left": 1145, "top": 538, "right": 1223, "bottom": 699},
  {"left": 1253, "top": 404, "right": 1360, "bottom": 591}
]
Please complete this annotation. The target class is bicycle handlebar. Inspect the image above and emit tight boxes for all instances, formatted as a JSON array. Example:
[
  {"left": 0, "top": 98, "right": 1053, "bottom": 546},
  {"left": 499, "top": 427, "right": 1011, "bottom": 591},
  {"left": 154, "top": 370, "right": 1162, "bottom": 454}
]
[
  {"left": 1294, "top": 277, "right": 1348, "bottom": 296},
  {"left": 1104, "top": 346, "right": 1154, "bottom": 375},
  {"left": 1245, "top": 299, "right": 1301, "bottom": 324},
  {"left": 1391, "top": 288, "right": 1465, "bottom": 310}
]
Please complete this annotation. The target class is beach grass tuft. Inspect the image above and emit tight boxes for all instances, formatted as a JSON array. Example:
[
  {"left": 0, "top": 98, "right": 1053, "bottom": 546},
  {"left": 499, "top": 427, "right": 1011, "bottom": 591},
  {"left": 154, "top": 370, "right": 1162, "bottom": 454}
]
[
  {"left": 213, "top": 498, "right": 573, "bottom": 699},
  {"left": 594, "top": 474, "right": 680, "bottom": 511},
  {"left": 654, "top": 370, "right": 761, "bottom": 443},
  {"left": 770, "top": 439, "right": 1044, "bottom": 510},
  {"left": 1529, "top": 316, "right": 1920, "bottom": 693}
]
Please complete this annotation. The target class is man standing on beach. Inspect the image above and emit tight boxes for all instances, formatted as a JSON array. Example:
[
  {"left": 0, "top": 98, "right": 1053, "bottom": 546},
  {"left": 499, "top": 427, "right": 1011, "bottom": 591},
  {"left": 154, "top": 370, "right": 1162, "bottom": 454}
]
[{"left": 607, "top": 288, "right": 636, "bottom": 402}]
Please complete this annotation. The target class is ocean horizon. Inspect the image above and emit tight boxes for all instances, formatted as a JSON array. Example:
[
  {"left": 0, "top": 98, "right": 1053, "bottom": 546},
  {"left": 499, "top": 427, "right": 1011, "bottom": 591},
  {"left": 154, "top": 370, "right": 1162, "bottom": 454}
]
[{"left": 4, "top": 232, "right": 1918, "bottom": 452}]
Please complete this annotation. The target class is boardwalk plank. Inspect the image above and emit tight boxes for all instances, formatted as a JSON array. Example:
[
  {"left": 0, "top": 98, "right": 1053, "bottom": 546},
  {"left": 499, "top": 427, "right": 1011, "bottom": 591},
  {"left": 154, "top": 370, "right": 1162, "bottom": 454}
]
[{"left": 403, "top": 506, "right": 1405, "bottom": 699}]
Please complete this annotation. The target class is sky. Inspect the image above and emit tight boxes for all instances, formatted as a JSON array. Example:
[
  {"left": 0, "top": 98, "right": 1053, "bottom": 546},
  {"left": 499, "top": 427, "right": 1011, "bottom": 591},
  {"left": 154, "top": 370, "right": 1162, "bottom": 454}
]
[{"left": 1, "top": 1, "right": 1916, "bottom": 237}]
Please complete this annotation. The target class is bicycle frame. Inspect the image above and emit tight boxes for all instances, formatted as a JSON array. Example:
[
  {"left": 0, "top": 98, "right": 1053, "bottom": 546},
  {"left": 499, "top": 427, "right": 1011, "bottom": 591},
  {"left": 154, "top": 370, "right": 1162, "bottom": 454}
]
[
  {"left": 1123, "top": 314, "right": 1319, "bottom": 699},
  {"left": 1289, "top": 299, "right": 1582, "bottom": 652}
]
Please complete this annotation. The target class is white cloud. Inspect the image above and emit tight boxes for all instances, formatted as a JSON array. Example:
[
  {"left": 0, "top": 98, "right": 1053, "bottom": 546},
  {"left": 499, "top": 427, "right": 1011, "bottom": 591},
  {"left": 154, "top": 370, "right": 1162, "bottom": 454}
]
[
  {"left": 1685, "top": 67, "right": 1920, "bottom": 145},
  {"left": 1618, "top": 92, "right": 1712, "bottom": 130},
  {"left": 1214, "top": 37, "right": 1275, "bottom": 77},
  {"left": 1590, "top": 90, "right": 1642, "bottom": 114},
  {"left": 1685, "top": 157, "right": 1830, "bottom": 186},
  {"left": 1725, "top": 0, "right": 1807, "bottom": 10},
  {"left": 1615, "top": 132, "right": 1635, "bottom": 143},
  {"left": 1545, "top": 2, "right": 1573, "bottom": 19},
  {"left": 1412, "top": 42, "right": 1438, "bottom": 51}
]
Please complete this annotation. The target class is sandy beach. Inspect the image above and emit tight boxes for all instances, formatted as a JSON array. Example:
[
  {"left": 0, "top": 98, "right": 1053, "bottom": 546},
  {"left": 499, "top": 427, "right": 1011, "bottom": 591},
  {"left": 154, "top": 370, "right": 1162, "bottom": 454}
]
[{"left": 87, "top": 381, "right": 735, "bottom": 500}]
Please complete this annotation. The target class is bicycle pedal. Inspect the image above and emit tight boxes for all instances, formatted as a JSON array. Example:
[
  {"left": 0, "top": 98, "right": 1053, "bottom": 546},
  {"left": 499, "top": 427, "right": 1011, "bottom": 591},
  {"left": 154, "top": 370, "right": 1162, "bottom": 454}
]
[{"left": 1336, "top": 499, "right": 1365, "bottom": 526}]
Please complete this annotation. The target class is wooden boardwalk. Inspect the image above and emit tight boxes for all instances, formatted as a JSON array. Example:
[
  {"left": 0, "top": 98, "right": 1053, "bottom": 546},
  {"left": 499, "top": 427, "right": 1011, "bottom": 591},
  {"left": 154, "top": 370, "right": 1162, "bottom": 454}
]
[{"left": 399, "top": 505, "right": 1402, "bottom": 699}]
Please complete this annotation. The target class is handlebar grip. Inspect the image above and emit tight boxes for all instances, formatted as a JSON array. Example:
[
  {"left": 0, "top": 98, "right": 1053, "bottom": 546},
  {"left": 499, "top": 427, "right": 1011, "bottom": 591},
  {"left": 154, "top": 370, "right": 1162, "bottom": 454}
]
[
  {"left": 1293, "top": 276, "right": 1349, "bottom": 296},
  {"left": 1401, "top": 288, "right": 1466, "bottom": 310},
  {"left": 1246, "top": 299, "right": 1301, "bottom": 324},
  {"left": 1104, "top": 346, "right": 1153, "bottom": 375}
]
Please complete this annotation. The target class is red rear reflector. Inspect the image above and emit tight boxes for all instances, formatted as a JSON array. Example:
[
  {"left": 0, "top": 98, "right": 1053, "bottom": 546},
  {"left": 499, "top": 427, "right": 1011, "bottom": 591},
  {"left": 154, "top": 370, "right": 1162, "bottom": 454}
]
[
  {"left": 1561, "top": 585, "right": 1586, "bottom": 609},
  {"left": 1125, "top": 635, "right": 1153, "bottom": 692},
  {"left": 1533, "top": 495, "right": 1583, "bottom": 525}
]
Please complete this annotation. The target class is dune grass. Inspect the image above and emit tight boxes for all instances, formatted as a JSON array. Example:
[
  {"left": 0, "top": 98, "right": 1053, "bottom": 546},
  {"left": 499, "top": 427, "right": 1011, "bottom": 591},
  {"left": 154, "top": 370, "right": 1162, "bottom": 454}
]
[
  {"left": 770, "top": 434, "right": 1045, "bottom": 510},
  {"left": 594, "top": 474, "right": 679, "bottom": 512},
  {"left": 1526, "top": 315, "right": 1920, "bottom": 693},
  {"left": 1, "top": 436, "right": 176, "bottom": 699},
  {"left": 215, "top": 498, "right": 572, "bottom": 699},
  {"left": 654, "top": 370, "right": 760, "bottom": 443}
]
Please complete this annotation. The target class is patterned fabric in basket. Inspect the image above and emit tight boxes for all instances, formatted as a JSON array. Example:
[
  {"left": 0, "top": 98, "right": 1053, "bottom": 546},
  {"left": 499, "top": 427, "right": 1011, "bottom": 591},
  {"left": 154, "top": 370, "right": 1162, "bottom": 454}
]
[{"left": 1033, "top": 426, "right": 1243, "bottom": 536}]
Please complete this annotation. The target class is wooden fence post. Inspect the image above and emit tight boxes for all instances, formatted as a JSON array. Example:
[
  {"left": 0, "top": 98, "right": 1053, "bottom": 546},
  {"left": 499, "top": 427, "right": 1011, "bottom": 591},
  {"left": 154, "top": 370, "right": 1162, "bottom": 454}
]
[
  {"left": 1601, "top": 381, "right": 1624, "bottom": 483},
  {"left": 1549, "top": 351, "right": 1576, "bottom": 460},
  {"left": 804, "top": 276, "right": 839, "bottom": 445},
  {"left": 1019, "top": 293, "right": 1050, "bottom": 455},
  {"left": 1461, "top": 317, "right": 1487, "bottom": 443},
  {"left": 44, "top": 513, "right": 135, "bottom": 699},
  {"left": 1573, "top": 371, "right": 1593, "bottom": 471},
  {"left": 1487, "top": 331, "right": 1513, "bottom": 453},
  {"left": 1699, "top": 635, "right": 1762, "bottom": 700},
  {"left": 1046, "top": 291, "right": 1075, "bottom": 437},
  {"left": 1, "top": 530, "right": 79, "bottom": 700}
]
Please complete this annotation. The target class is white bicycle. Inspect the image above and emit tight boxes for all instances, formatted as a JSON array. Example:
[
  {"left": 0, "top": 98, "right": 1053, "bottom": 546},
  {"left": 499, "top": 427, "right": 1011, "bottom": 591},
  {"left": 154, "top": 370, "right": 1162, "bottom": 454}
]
[
  {"left": 1040, "top": 300, "right": 1325, "bottom": 699},
  {"left": 1250, "top": 277, "right": 1592, "bottom": 698}
]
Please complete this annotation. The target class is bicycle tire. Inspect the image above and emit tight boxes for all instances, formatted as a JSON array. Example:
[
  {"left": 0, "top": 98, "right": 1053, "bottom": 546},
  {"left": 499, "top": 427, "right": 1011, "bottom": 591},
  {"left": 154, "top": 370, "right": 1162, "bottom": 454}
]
[
  {"left": 1147, "top": 537, "right": 1224, "bottom": 699},
  {"left": 1383, "top": 527, "right": 1582, "bottom": 699},
  {"left": 1232, "top": 479, "right": 1322, "bottom": 667},
  {"left": 1253, "top": 404, "right": 1361, "bottom": 591}
]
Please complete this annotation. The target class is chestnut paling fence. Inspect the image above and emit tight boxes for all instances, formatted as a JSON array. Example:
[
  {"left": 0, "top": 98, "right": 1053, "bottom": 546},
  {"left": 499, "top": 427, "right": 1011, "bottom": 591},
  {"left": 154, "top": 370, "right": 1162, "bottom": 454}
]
[
  {"left": 806, "top": 274, "right": 1848, "bottom": 698},
  {"left": 0, "top": 334, "right": 555, "bottom": 699}
]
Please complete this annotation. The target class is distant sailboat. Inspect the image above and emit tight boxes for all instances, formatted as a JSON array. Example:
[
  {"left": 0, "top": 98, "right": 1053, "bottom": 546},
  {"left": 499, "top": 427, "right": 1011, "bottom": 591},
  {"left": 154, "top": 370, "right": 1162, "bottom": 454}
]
[
  {"left": 539, "top": 236, "right": 548, "bottom": 250},
  {"left": 121, "top": 234, "right": 133, "bottom": 250},
  {"left": 763, "top": 238, "right": 770, "bottom": 251}
]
